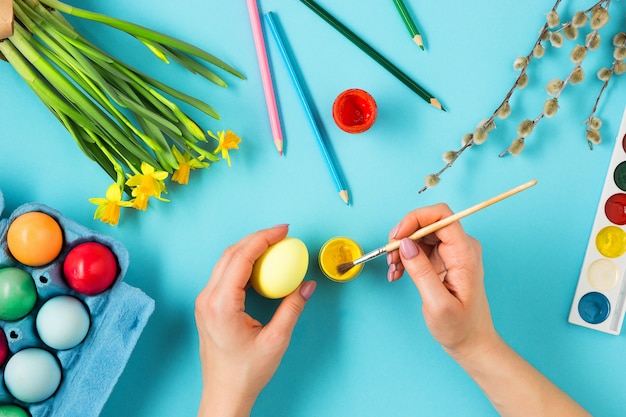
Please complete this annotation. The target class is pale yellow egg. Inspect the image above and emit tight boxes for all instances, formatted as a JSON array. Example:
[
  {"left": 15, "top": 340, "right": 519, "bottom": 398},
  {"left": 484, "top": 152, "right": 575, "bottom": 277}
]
[{"left": 251, "top": 237, "right": 309, "bottom": 299}]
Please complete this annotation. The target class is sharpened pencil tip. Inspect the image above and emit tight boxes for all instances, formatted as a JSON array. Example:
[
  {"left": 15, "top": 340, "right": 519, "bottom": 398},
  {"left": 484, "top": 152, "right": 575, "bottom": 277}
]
[
  {"left": 274, "top": 139, "right": 283, "bottom": 155},
  {"left": 339, "top": 190, "right": 349, "bottom": 205},
  {"left": 430, "top": 98, "right": 445, "bottom": 111},
  {"left": 413, "top": 34, "right": 424, "bottom": 50}
]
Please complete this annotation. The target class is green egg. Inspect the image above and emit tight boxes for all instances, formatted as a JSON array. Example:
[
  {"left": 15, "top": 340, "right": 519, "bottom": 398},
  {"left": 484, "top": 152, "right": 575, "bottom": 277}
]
[
  {"left": 0, "top": 267, "right": 37, "bottom": 321},
  {"left": 0, "top": 404, "right": 30, "bottom": 417}
]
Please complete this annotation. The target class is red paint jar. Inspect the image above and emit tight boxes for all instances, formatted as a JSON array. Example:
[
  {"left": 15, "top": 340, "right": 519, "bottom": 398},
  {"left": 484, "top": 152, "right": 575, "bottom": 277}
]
[{"left": 332, "top": 89, "right": 377, "bottom": 134}]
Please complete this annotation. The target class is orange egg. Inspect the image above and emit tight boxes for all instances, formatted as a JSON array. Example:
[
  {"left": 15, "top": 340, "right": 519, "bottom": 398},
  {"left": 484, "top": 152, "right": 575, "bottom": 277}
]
[{"left": 7, "top": 212, "right": 64, "bottom": 266}]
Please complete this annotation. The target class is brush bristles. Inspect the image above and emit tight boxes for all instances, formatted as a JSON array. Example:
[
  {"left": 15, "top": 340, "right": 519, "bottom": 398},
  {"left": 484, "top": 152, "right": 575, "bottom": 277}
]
[{"left": 336, "top": 262, "right": 355, "bottom": 275}]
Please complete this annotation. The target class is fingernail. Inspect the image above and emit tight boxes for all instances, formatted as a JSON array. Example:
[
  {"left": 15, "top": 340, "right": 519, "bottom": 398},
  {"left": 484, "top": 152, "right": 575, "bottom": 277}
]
[
  {"left": 387, "top": 268, "right": 395, "bottom": 283},
  {"left": 273, "top": 223, "right": 290, "bottom": 229},
  {"left": 386, "top": 252, "right": 393, "bottom": 266},
  {"left": 400, "top": 238, "right": 419, "bottom": 259},
  {"left": 391, "top": 224, "right": 401, "bottom": 239},
  {"left": 300, "top": 281, "right": 317, "bottom": 300}
]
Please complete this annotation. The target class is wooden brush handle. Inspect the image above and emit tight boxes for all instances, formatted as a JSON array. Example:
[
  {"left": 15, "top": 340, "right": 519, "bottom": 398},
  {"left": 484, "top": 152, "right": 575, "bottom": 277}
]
[{"left": 383, "top": 179, "right": 537, "bottom": 253}]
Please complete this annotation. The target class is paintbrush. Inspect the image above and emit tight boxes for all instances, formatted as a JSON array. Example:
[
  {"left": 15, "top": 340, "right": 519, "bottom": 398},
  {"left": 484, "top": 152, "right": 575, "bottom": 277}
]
[{"left": 336, "top": 179, "right": 538, "bottom": 276}]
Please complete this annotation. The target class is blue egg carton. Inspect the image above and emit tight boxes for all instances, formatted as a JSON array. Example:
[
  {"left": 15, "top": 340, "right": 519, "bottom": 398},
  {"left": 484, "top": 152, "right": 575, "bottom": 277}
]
[{"left": 0, "top": 189, "right": 155, "bottom": 416}]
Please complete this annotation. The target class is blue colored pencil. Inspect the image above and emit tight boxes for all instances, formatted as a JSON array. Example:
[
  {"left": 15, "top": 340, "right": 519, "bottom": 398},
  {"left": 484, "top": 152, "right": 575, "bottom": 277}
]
[{"left": 264, "top": 11, "right": 349, "bottom": 205}]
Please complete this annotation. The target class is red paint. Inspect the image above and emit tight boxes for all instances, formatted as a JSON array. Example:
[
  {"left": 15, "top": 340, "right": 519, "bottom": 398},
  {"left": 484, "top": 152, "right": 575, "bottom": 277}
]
[
  {"left": 605, "top": 193, "right": 626, "bottom": 225},
  {"left": 332, "top": 89, "right": 377, "bottom": 134},
  {"left": 63, "top": 242, "right": 118, "bottom": 295},
  {"left": 622, "top": 133, "right": 626, "bottom": 153}
]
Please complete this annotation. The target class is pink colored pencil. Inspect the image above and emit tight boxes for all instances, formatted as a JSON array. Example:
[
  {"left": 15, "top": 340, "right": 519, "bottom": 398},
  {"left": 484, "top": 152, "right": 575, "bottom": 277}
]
[{"left": 246, "top": 0, "right": 283, "bottom": 155}]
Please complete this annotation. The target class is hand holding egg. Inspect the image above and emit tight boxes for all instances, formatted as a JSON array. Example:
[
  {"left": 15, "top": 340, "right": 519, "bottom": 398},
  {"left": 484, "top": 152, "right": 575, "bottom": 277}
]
[{"left": 195, "top": 226, "right": 316, "bottom": 417}]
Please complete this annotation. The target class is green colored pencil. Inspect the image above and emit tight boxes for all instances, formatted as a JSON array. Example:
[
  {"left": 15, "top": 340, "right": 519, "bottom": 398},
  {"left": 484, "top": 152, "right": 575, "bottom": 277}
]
[
  {"left": 393, "top": 0, "right": 424, "bottom": 50},
  {"left": 300, "top": 0, "right": 443, "bottom": 111}
]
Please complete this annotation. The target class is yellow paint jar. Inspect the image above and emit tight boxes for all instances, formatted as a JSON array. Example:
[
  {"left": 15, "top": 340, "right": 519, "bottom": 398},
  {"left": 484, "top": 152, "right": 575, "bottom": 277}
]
[{"left": 319, "top": 237, "right": 363, "bottom": 282}]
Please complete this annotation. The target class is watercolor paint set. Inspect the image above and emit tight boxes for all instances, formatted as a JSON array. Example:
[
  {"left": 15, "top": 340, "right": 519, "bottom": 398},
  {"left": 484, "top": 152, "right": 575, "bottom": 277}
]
[
  {"left": 569, "top": 106, "right": 626, "bottom": 335},
  {"left": 0, "top": 189, "right": 154, "bottom": 416}
]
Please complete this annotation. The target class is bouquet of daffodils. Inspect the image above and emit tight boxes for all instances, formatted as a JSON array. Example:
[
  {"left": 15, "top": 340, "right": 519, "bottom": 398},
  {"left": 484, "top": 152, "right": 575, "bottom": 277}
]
[{"left": 0, "top": 0, "right": 243, "bottom": 225}]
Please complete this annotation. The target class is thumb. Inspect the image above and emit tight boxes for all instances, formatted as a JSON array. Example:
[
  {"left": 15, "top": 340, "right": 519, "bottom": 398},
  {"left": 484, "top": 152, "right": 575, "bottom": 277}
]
[
  {"left": 265, "top": 280, "right": 316, "bottom": 340},
  {"left": 399, "top": 238, "right": 451, "bottom": 306}
]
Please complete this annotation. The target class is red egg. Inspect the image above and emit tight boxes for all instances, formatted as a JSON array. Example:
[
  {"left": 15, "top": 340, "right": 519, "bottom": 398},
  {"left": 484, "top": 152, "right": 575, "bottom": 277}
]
[
  {"left": 0, "top": 329, "right": 8, "bottom": 367},
  {"left": 63, "top": 242, "right": 118, "bottom": 295}
]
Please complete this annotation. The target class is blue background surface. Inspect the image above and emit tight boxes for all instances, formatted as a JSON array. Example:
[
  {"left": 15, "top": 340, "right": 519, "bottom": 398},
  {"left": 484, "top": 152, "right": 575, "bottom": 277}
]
[{"left": 1, "top": 0, "right": 625, "bottom": 416}]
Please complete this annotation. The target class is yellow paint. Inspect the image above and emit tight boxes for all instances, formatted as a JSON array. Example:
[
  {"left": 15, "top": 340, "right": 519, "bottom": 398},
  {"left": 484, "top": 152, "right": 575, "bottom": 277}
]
[
  {"left": 319, "top": 237, "right": 363, "bottom": 282},
  {"left": 595, "top": 226, "right": 626, "bottom": 258}
]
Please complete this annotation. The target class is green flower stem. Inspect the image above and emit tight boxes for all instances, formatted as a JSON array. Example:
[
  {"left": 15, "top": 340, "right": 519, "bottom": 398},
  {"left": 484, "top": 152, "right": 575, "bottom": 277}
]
[
  {"left": 139, "top": 38, "right": 227, "bottom": 88},
  {"left": 134, "top": 69, "right": 221, "bottom": 120},
  {"left": 3, "top": 36, "right": 130, "bottom": 187},
  {"left": 37, "top": 7, "right": 223, "bottom": 121},
  {"left": 0, "top": 37, "right": 97, "bottom": 132},
  {"left": 35, "top": 0, "right": 245, "bottom": 81},
  {"left": 18, "top": 3, "right": 181, "bottom": 158},
  {"left": 160, "top": 44, "right": 227, "bottom": 87},
  {"left": 10, "top": 24, "right": 159, "bottom": 168}
]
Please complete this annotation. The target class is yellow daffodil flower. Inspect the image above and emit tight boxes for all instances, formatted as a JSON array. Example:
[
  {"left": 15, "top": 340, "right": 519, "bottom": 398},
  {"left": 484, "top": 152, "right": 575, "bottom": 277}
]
[
  {"left": 126, "top": 162, "right": 169, "bottom": 211},
  {"left": 89, "top": 184, "right": 133, "bottom": 226},
  {"left": 171, "top": 146, "right": 209, "bottom": 185},
  {"left": 209, "top": 130, "right": 241, "bottom": 167}
]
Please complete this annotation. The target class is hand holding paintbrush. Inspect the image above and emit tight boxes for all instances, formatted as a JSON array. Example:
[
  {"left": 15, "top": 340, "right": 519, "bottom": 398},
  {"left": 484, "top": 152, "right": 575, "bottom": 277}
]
[{"left": 336, "top": 180, "right": 538, "bottom": 276}]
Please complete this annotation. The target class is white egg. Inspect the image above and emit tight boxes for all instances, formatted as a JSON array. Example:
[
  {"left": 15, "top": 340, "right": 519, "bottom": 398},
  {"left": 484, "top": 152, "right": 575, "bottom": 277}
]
[
  {"left": 4, "top": 348, "right": 62, "bottom": 403},
  {"left": 36, "top": 295, "right": 91, "bottom": 350}
]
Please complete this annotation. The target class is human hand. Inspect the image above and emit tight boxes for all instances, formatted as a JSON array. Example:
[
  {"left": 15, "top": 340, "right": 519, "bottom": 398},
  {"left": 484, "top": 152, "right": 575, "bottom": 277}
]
[
  {"left": 195, "top": 225, "right": 316, "bottom": 417},
  {"left": 386, "top": 204, "right": 498, "bottom": 359}
]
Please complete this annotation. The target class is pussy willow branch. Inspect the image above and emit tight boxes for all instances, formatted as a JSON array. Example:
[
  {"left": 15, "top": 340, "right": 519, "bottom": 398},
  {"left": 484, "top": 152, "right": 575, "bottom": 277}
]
[
  {"left": 498, "top": 6, "right": 608, "bottom": 157},
  {"left": 417, "top": 0, "right": 615, "bottom": 194}
]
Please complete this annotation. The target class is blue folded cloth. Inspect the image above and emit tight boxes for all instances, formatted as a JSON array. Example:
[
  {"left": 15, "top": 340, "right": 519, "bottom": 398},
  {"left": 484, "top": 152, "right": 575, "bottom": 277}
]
[{"left": 0, "top": 189, "right": 155, "bottom": 416}]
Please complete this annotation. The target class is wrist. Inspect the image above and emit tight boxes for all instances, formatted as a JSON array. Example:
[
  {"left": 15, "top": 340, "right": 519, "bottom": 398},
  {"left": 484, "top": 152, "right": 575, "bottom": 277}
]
[
  {"left": 198, "top": 386, "right": 256, "bottom": 417},
  {"left": 444, "top": 326, "right": 504, "bottom": 368}
]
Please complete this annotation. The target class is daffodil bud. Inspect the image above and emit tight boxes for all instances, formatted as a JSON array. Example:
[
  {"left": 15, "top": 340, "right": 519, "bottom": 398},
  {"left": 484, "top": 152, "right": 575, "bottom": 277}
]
[
  {"left": 614, "top": 46, "right": 626, "bottom": 61},
  {"left": 543, "top": 98, "right": 559, "bottom": 118},
  {"left": 424, "top": 174, "right": 440, "bottom": 189},
  {"left": 517, "top": 73, "right": 529, "bottom": 89},
  {"left": 588, "top": 117, "right": 602, "bottom": 130},
  {"left": 546, "top": 79, "right": 564, "bottom": 95},
  {"left": 586, "top": 33, "right": 601, "bottom": 50},
  {"left": 614, "top": 61, "right": 626, "bottom": 75},
  {"left": 564, "top": 25, "right": 578, "bottom": 40},
  {"left": 570, "top": 66, "right": 585, "bottom": 84},
  {"left": 590, "top": 7, "right": 609, "bottom": 30},
  {"left": 586, "top": 129, "right": 601, "bottom": 145},
  {"left": 572, "top": 11, "right": 588, "bottom": 28},
  {"left": 513, "top": 56, "right": 529, "bottom": 70},
  {"left": 508, "top": 138, "right": 525, "bottom": 156},
  {"left": 550, "top": 32, "right": 564, "bottom": 48},
  {"left": 570, "top": 45, "right": 588, "bottom": 64},
  {"left": 533, "top": 44, "right": 546, "bottom": 58},
  {"left": 443, "top": 151, "right": 457, "bottom": 164},
  {"left": 473, "top": 127, "right": 488, "bottom": 145},
  {"left": 547, "top": 10, "right": 560, "bottom": 28},
  {"left": 597, "top": 67, "right": 612, "bottom": 81},
  {"left": 517, "top": 119, "right": 535, "bottom": 137}
]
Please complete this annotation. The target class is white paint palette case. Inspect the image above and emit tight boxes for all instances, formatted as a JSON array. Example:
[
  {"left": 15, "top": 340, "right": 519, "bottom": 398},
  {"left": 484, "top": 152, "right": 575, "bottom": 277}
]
[{"left": 569, "top": 106, "right": 626, "bottom": 335}]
